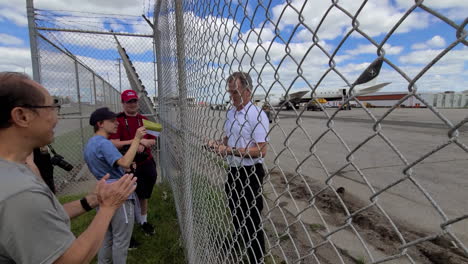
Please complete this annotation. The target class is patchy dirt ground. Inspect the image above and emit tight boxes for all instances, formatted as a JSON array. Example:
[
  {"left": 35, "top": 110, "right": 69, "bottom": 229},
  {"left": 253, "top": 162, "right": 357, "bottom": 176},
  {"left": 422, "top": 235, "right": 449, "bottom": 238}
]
[{"left": 262, "top": 170, "right": 468, "bottom": 264}]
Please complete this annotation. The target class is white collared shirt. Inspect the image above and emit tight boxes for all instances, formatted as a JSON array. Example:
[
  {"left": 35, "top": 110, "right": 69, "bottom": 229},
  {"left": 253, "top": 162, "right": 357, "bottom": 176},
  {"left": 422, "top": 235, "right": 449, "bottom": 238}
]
[{"left": 224, "top": 102, "right": 269, "bottom": 166}]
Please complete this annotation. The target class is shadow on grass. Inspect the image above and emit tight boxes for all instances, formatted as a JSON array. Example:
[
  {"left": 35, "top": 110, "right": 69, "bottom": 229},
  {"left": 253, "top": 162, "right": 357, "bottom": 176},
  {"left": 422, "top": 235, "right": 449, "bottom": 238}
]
[{"left": 58, "top": 182, "right": 186, "bottom": 264}]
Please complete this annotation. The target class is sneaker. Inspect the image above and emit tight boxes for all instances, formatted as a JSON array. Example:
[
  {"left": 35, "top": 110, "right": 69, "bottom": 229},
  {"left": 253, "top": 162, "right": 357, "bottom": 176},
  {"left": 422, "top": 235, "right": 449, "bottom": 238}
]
[
  {"left": 141, "top": 222, "right": 156, "bottom": 236},
  {"left": 129, "top": 237, "right": 139, "bottom": 250}
]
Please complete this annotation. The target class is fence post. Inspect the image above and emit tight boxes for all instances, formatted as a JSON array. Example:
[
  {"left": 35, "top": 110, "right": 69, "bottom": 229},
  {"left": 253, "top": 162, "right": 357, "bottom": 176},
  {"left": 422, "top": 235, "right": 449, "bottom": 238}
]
[
  {"left": 102, "top": 78, "right": 106, "bottom": 105},
  {"left": 174, "top": 0, "right": 195, "bottom": 262},
  {"left": 26, "top": 0, "right": 41, "bottom": 82},
  {"left": 153, "top": 0, "right": 165, "bottom": 181},
  {"left": 93, "top": 74, "right": 97, "bottom": 108},
  {"left": 74, "top": 61, "right": 85, "bottom": 153}
]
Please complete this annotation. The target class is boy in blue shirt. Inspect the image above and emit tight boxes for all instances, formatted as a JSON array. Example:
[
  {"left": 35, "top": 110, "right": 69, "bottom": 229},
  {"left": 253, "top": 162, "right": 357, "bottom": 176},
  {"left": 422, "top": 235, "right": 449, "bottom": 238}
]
[{"left": 84, "top": 107, "right": 146, "bottom": 264}]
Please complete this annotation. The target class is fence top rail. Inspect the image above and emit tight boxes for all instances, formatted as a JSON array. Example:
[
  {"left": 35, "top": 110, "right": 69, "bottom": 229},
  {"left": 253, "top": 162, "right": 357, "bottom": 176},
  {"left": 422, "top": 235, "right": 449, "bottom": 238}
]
[{"left": 37, "top": 27, "right": 153, "bottom": 37}]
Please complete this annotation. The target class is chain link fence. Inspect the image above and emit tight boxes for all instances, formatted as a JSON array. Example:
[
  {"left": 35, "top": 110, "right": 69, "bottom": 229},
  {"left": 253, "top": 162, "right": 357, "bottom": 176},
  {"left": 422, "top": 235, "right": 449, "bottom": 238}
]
[
  {"left": 33, "top": 8, "right": 157, "bottom": 196},
  {"left": 35, "top": 33, "right": 122, "bottom": 194},
  {"left": 155, "top": 1, "right": 467, "bottom": 264},
  {"left": 30, "top": 0, "right": 468, "bottom": 263}
]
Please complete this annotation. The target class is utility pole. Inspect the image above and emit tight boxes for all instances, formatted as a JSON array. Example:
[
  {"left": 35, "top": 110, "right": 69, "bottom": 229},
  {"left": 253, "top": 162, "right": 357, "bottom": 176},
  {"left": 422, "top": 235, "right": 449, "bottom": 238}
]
[{"left": 116, "top": 58, "right": 122, "bottom": 92}]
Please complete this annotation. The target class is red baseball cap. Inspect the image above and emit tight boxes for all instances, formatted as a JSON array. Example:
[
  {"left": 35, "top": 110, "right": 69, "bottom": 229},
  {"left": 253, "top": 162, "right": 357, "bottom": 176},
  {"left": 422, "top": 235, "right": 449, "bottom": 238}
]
[{"left": 121, "top": 89, "right": 139, "bottom": 102}]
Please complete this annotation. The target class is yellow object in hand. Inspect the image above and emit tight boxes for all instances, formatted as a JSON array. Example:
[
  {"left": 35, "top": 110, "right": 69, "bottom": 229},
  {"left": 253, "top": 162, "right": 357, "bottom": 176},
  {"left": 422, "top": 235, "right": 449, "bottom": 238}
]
[{"left": 143, "top": 119, "right": 163, "bottom": 132}]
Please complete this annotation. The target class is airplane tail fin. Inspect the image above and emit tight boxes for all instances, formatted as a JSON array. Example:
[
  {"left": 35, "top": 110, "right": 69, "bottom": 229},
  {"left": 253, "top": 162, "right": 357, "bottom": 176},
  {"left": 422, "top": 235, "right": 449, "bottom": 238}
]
[{"left": 353, "top": 58, "right": 384, "bottom": 85}]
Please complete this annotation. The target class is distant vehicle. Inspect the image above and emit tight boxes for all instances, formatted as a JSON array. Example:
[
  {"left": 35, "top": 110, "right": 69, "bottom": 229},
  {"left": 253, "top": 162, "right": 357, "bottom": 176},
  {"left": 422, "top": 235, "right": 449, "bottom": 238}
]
[
  {"left": 254, "top": 58, "right": 390, "bottom": 110},
  {"left": 210, "top": 102, "right": 228, "bottom": 111},
  {"left": 306, "top": 98, "right": 327, "bottom": 111}
]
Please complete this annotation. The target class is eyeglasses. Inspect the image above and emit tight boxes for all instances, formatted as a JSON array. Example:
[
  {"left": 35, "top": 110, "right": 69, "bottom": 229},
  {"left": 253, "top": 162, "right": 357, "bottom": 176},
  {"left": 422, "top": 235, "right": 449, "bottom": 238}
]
[
  {"left": 19, "top": 104, "right": 61, "bottom": 114},
  {"left": 125, "top": 99, "right": 138, "bottom": 104}
]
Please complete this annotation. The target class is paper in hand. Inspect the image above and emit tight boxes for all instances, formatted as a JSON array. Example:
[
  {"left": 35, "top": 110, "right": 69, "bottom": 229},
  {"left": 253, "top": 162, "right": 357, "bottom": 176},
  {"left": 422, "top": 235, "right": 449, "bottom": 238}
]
[{"left": 143, "top": 119, "right": 162, "bottom": 137}]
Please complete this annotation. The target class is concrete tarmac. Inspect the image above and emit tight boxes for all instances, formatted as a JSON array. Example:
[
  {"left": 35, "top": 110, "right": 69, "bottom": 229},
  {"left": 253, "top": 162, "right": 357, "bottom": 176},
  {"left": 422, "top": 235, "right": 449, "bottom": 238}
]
[{"left": 265, "top": 107, "right": 468, "bottom": 246}]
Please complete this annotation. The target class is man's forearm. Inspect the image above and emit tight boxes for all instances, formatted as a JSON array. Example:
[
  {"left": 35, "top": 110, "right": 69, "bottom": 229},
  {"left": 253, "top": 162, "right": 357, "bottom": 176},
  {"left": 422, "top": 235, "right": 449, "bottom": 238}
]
[
  {"left": 63, "top": 194, "right": 97, "bottom": 219},
  {"left": 111, "top": 139, "right": 133, "bottom": 149},
  {"left": 118, "top": 137, "right": 141, "bottom": 168},
  {"left": 54, "top": 207, "right": 115, "bottom": 264},
  {"left": 231, "top": 144, "right": 268, "bottom": 158}
]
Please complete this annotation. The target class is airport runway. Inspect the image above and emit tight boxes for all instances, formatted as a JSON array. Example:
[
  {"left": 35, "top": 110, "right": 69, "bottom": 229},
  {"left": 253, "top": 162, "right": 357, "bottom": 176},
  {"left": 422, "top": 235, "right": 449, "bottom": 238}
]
[
  {"left": 264, "top": 107, "right": 468, "bottom": 245},
  {"left": 182, "top": 106, "right": 467, "bottom": 261}
]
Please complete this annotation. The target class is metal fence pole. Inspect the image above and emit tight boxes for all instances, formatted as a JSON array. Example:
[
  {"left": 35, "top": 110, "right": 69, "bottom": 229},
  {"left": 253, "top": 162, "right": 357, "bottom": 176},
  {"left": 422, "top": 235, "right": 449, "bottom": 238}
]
[
  {"left": 93, "top": 74, "right": 97, "bottom": 108},
  {"left": 102, "top": 78, "right": 106, "bottom": 105},
  {"left": 174, "top": 0, "right": 195, "bottom": 262},
  {"left": 74, "top": 60, "right": 85, "bottom": 153},
  {"left": 26, "top": 0, "right": 40, "bottom": 82},
  {"left": 154, "top": 0, "right": 165, "bottom": 180}
]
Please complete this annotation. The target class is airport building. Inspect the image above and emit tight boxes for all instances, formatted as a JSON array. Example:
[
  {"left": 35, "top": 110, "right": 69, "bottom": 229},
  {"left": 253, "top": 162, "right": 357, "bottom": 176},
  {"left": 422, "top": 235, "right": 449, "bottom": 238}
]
[{"left": 341, "top": 91, "right": 468, "bottom": 108}]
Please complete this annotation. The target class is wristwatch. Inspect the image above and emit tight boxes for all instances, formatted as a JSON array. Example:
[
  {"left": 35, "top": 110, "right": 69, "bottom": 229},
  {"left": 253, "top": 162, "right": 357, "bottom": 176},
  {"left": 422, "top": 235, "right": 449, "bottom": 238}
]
[
  {"left": 231, "top": 147, "right": 237, "bottom": 156},
  {"left": 80, "top": 197, "right": 93, "bottom": 212}
]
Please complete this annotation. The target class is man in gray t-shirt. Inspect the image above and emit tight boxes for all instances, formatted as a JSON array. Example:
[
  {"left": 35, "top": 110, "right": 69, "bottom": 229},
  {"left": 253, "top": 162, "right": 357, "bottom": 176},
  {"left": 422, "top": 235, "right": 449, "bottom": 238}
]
[
  {"left": 0, "top": 72, "right": 137, "bottom": 264},
  {"left": 0, "top": 159, "right": 75, "bottom": 263}
]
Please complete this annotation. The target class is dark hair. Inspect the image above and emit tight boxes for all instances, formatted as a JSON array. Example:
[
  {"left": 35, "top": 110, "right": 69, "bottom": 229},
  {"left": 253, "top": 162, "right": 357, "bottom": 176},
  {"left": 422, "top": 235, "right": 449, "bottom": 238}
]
[
  {"left": 0, "top": 72, "right": 46, "bottom": 129},
  {"left": 227, "top": 71, "right": 253, "bottom": 91},
  {"left": 94, "top": 120, "right": 108, "bottom": 132}
]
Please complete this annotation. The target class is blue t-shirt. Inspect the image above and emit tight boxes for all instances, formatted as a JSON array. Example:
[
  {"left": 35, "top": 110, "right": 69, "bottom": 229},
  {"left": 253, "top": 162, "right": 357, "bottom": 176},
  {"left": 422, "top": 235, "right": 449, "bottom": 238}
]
[{"left": 84, "top": 135, "right": 125, "bottom": 180}]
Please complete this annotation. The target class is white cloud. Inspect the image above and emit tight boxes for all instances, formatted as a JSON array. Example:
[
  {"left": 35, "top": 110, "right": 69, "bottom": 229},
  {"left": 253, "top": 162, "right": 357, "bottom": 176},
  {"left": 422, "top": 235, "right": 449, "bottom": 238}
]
[
  {"left": 395, "top": 0, "right": 468, "bottom": 9},
  {"left": 411, "top": 35, "right": 447, "bottom": 50},
  {"left": 346, "top": 44, "right": 404, "bottom": 56},
  {"left": 427, "top": 35, "right": 446, "bottom": 48},
  {"left": 400, "top": 47, "right": 468, "bottom": 65},
  {"left": 393, "top": 47, "right": 468, "bottom": 92},
  {"left": 0, "top": 0, "right": 465, "bottom": 99},
  {"left": 0, "top": 46, "right": 32, "bottom": 74},
  {"left": 445, "top": 7, "right": 468, "bottom": 20},
  {"left": 0, "top": 7, "right": 28, "bottom": 26},
  {"left": 0, "top": 33, "right": 24, "bottom": 46},
  {"left": 35, "top": 49, "right": 156, "bottom": 99},
  {"left": 271, "top": 0, "right": 430, "bottom": 40},
  {"left": 39, "top": 31, "right": 153, "bottom": 55},
  {"left": 0, "top": 0, "right": 150, "bottom": 29},
  {"left": 0, "top": 0, "right": 146, "bottom": 16}
]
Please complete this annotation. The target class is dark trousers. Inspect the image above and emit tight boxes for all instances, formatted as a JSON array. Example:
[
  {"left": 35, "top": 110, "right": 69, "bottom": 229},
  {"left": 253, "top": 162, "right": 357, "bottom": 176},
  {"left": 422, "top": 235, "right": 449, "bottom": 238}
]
[{"left": 225, "top": 163, "right": 265, "bottom": 263}]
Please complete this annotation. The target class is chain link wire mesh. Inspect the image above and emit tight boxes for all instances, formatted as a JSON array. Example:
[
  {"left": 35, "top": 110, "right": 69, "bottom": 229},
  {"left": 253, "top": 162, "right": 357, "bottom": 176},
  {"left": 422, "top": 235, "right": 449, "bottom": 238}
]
[
  {"left": 35, "top": 33, "right": 122, "bottom": 195},
  {"left": 155, "top": 0, "right": 467, "bottom": 263},
  {"left": 34, "top": 9, "right": 158, "bottom": 196}
]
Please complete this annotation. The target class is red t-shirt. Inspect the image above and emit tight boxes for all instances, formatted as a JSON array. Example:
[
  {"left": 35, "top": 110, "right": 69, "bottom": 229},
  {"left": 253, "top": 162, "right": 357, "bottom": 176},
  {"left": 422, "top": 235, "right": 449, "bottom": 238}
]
[{"left": 109, "top": 113, "right": 156, "bottom": 162}]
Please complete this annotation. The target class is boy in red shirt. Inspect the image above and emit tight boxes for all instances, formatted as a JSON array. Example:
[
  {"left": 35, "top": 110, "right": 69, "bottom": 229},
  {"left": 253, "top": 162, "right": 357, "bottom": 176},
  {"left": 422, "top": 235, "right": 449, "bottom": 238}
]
[{"left": 110, "top": 90, "right": 157, "bottom": 236}]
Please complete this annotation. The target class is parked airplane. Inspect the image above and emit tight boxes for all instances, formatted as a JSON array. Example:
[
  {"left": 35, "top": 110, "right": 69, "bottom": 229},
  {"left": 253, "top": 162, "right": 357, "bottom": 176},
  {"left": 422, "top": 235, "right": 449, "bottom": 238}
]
[{"left": 253, "top": 58, "right": 390, "bottom": 110}]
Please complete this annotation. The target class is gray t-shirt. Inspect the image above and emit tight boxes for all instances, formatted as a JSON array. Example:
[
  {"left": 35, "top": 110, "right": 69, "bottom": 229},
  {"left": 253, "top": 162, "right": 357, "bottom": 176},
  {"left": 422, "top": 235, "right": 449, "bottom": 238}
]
[{"left": 0, "top": 158, "right": 75, "bottom": 264}]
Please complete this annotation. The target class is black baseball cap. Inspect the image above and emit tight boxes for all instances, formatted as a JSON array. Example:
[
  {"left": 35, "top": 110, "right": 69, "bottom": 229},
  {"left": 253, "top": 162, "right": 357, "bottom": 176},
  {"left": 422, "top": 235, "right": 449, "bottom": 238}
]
[{"left": 89, "top": 107, "right": 117, "bottom": 126}]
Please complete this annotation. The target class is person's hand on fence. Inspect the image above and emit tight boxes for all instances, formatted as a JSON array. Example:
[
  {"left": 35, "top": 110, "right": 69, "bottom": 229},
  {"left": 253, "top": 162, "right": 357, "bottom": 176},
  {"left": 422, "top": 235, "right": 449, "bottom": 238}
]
[
  {"left": 96, "top": 173, "right": 137, "bottom": 211},
  {"left": 135, "top": 127, "right": 147, "bottom": 140},
  {"left": 140, "top": 138, "right": 155, "bottom": 148},
  {"left": 205, "top": 139, "right": 222, "bottom": 153},
  {"left": 205, "top": 139, "right": 238, "bottom": 157}
]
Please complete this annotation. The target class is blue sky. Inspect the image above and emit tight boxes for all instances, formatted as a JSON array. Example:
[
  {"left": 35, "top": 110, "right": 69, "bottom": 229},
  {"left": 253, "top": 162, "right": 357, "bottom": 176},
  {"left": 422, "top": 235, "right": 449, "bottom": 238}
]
[{"left": 0, "top": 0, "right": 467, "bottom": 99}]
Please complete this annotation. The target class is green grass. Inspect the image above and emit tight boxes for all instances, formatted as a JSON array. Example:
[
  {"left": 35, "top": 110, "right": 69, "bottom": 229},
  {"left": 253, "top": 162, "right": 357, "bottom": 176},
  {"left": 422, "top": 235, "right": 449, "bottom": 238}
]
[
  {"left": 309, "top": 223, "right": 325, "bottom": 232},
  {"left": 355, "top": 256, "right": 367, "bottom": 264},
  {"left": 58, "top": 182, "right": 186, "bottom": 264}
]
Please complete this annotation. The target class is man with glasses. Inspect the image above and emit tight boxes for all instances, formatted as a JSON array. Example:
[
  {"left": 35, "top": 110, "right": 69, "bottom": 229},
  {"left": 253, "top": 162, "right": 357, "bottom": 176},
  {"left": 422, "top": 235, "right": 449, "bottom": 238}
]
[
  {"left": 209, "top": 71, "right": 269, "bottom": 263},
  {"left": 110, "top": 90, "right": 157, "bottom": 237},
  {"left": 0, "top": 72, "right": 137, "bottom": 264}
]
